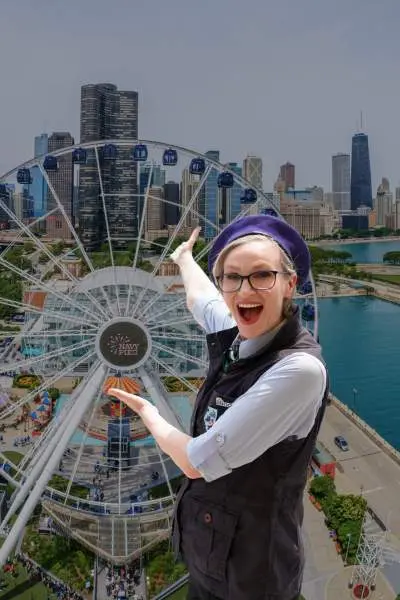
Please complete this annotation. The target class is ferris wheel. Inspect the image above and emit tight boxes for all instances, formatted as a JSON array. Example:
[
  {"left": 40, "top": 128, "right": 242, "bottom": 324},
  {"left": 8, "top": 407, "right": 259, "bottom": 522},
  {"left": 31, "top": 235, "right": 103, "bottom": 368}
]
[{"left": 0, "top": 140, "right": 318, "bottom": 565}]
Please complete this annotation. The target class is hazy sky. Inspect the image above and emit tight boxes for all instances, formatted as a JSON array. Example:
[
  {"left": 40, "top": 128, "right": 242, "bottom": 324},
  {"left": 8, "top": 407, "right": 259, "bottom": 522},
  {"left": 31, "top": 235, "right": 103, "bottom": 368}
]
[{"left": 1, "top": 0, "right": 400, "bottom": 192}]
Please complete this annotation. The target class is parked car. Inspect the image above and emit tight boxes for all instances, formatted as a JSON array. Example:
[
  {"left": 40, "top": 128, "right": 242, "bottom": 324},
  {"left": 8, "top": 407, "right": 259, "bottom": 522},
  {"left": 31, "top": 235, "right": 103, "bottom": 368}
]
[{"left": 334, "top": 435, "right": 349, "bottom": 451}]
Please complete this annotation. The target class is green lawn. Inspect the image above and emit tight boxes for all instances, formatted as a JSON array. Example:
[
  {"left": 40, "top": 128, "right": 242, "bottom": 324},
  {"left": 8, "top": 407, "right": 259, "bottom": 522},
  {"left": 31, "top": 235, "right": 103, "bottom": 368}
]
[
  {"left": 0, "top": 566, "right": 57, "bottom": 599},
  {"left": 371, "top": 274, "right": 400, "bottom": 285}
]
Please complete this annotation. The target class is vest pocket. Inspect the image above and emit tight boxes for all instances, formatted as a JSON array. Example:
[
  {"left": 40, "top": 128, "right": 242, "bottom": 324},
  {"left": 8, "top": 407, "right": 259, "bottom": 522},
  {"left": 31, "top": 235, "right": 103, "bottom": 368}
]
[{"left": 186, "top": 497, "right": 239, "bottom": 581}]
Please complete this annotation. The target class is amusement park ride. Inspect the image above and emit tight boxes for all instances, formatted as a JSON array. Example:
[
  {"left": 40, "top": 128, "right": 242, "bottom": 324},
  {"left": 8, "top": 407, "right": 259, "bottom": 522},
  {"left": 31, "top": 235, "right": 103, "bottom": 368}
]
[{"left": 3, "top": 139, "right": 396, "bottom": 595}]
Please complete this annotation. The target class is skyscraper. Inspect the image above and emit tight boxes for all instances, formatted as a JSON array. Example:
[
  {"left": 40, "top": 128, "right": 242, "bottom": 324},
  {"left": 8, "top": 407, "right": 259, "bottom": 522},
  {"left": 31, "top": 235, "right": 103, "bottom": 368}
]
[
  {"left": 350, "top": 133, "right": 372, "bottom": 210},
  {"left": 279, "top": 162, "right": 295, "bottom": 191},
  {"left": 46, "top": 132, "right": 74, "bottom": 239},
  {"left": 332, "top": 153, "right": 350, "bottom": 211},
  {"left": 163, "top": 181, "right": 180, "bottom": 226},
  {"left": 79, "top": 83, "right": 138, "bottom": 248},
  {"left": 243, "top": 156, "right": 263, "bottom": 190},
  {"left": 199, "top": 150, "right": 220, "bottom": 240},
  {"left": 29, "top": 134, "right": 48, "bottom": 218}
]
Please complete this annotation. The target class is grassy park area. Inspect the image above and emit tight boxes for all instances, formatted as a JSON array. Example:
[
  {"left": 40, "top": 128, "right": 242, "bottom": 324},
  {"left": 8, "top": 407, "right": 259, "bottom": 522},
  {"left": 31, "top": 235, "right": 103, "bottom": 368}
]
[
  {"left": 371, "top": 274, "right": 400, "bottom": 286},
  {"left": 0, "top": 566, "right": 57, "bottom": 599}
]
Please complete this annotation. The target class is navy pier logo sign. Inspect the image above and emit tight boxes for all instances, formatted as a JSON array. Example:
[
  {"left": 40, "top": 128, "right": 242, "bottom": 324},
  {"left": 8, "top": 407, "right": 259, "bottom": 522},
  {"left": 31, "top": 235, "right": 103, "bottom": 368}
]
[{"left": 98, "top": 320, "right": 150, "bottom": 369}]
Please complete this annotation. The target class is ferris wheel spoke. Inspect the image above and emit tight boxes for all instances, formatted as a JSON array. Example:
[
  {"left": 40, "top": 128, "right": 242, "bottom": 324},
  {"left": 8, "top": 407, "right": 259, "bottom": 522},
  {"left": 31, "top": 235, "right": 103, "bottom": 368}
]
[
  {"left": 125, "top": 164, "right": 154, "bottom": 316},
  {"left": 0, "top": 362, "right": 106, "bottom": 562},
  {"left": 0, "top": 295, "right": 98, "bottom": 329},
  {"left": 142, "top": 296, "right": 189, "bottom": 326},
  {"left": 39, "top": 163, "right": 115, "bottom": 319},
  {"left": 147, "top": 317, "right": 194, "bottom": 331},
  {"left": 0, "top": 255, "right": 103, "bottom": 325},
  {"left": 0, "top": 197, "right": 109, "bottom": 322},
  {"left": 0, "top": 351, "right": 97, "bottom": 420},
  {"left": 19, "top": 355, "right": 99, "bottom": 479},
  {"left": 94, "top": 147, "right": 120, "bottom": 316},
  {"left": 64, "top": 367, "right": 109, "bottom": 503},
  {"left": 131, "top": 165, "right": 212, "bottom": 320},
  {"left": 149, "top": 354, "right": 199, "bottom": 395},
  {"left": 1, "top": 339, "right": 93, "bottom": 374},
  {"left": 152, "top": 341, "right": 207, "bottom": 369},
  {"left": 138, "top": 366, "right": 183, "bottom": 431},
  {"left": 152, "top": 333, "right": 205, "bottom": 343},
  {"left": 23, "top": 330, "right": 97, "bottom": 339}
]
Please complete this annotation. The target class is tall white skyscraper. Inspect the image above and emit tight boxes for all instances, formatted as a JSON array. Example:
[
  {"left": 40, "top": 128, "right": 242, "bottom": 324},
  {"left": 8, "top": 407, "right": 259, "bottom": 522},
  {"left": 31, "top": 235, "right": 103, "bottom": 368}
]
[
  {"left": 243, "top": 155, "right": 263, "bottom": 190},
  {"left": 332, "top": 153, "right": 350, "bottom": 211}
]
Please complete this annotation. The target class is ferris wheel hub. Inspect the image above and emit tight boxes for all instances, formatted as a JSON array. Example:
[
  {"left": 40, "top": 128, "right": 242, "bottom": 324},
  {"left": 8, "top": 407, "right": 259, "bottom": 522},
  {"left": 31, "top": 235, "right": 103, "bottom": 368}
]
[{"left": 95, "top": 317, "right": 152, "bottom": 371}]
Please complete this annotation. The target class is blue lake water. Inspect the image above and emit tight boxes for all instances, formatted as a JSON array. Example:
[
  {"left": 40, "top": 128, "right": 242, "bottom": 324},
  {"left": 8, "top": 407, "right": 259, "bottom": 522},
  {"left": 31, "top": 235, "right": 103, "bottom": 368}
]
[
  {"left": 319, "top": 296, "right": 400, "bottom": 450},
  {"left": 321, "top": 239, "right": 400, "bottom": 263}
]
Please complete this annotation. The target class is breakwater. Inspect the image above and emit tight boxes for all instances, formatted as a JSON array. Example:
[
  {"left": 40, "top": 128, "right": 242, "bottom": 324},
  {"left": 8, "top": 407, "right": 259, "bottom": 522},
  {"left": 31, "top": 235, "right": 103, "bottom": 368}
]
[{"left": 329, "top": 393, "right": 400, "bottom": 468}]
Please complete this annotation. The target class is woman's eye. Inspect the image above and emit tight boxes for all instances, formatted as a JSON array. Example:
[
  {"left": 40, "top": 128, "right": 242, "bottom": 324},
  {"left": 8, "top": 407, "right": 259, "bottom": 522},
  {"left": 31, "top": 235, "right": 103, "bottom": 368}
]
[
  {"left": 225, "top": 273, "right": 241, "bottom": 281},
  {"left": 252, "top": 271, "right": 273, "bottom": 281}
]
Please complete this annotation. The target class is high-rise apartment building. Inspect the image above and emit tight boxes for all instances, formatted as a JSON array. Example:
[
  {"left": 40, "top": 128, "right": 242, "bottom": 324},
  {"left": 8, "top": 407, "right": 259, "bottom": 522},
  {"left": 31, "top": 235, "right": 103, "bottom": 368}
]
[
  {"left": 164, "top": 181, "right": 180, "bottom": 226},
  {"left": 180, "top": 168, "right": 199, "bottom": 230},
  {"left": 243, "top": 155, "right": 263, "bottom": 190},
  {"left": 79, "top": 83, "right": 138, "bottom": 248},
  {"left": 376, "top": 182, "right": 393, "bottom": 226},
  {"left": 46, "top": 132, "right": 74, "bottom": 239},
  {"left": 332, "top": 153, "right": 350, "bottom": 211},
  {"left": 350, "top": 133, "right": 372, "bottom": 210},
  {"left": 145, "top": 186, "right": 164, "bottom": 234},
  {"left": 279, "top": 162, "right": 295, "bottom": 191},
  {"left": 199, "top": 150, "right": 220, "bottom": 240}
]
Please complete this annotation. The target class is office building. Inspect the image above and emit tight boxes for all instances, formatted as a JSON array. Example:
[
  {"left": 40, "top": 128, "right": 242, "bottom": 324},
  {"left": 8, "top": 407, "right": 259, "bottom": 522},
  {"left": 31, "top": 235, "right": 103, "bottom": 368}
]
[
  {"left": 243, "top": 155, "right": 263, "bottom": 190},
  {"left": 350, "top": 133, "right": 372, "bottom": 210},
  {"left": 46, "top": 132, "right": 74, "bottom": 239},
  {"left": 79, "top": 83, "right": 138, "bottom": 248},
  {"left": 279, "top": 162, "right": 295, "bottom": 191},
  {"left": 332, "top": 153, "right": 350, "bottom": 211}
]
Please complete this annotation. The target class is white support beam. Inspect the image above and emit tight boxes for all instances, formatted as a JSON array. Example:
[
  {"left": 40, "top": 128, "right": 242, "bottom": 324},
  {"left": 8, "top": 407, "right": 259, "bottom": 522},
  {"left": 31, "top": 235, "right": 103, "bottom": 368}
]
[
  {"left": 0, "top": 364, "right": 106, "bottom": 565},
  {"left": 138, "top": 366, "right": 183, "bottom": 431}
]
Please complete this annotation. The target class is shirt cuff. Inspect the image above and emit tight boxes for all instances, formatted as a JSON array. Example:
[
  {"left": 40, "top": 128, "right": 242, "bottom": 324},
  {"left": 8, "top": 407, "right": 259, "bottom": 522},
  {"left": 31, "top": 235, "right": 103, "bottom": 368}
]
[{"left": 187, "top": 433, "right": 231, "bottom": 482}]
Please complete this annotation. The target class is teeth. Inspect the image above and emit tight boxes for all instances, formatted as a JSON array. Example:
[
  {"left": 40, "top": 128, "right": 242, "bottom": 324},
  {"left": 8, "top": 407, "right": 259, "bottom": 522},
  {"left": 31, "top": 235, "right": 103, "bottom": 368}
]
[{"left": 238, "top": 304, "right": 262, "bottom": 308}]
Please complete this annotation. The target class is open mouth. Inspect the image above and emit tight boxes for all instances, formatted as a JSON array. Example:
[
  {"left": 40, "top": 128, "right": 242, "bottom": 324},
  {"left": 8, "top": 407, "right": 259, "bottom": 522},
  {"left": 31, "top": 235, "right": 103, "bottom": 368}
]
[{"left": 237, "top": 303, "right": 263, "bottom": 325}]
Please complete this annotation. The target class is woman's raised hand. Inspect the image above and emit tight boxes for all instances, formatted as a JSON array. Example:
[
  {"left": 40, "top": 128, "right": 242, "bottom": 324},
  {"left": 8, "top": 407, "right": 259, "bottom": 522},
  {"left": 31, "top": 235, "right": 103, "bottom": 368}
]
[{"left": 170, "top": 227, "right": 201, "bottom": 265}]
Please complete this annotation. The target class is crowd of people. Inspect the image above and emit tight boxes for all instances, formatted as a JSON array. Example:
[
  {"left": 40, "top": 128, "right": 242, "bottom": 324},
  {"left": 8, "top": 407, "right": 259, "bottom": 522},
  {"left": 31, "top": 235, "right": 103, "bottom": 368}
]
[{"left": 104, "top": 563, "right": 143, "bottom": 599}]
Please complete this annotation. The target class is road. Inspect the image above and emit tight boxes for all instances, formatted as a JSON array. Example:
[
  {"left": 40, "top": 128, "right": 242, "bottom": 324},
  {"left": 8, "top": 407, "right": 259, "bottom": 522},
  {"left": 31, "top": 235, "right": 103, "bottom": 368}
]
[{"left": 319, "top": 403, "right": 400, "bottom": 537}]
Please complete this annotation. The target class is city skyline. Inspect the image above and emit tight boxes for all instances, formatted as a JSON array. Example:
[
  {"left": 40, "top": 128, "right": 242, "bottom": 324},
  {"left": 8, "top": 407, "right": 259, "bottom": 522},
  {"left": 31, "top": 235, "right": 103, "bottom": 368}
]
[{"left": 2, "top": 1, "right": 400, "bottom": 192}]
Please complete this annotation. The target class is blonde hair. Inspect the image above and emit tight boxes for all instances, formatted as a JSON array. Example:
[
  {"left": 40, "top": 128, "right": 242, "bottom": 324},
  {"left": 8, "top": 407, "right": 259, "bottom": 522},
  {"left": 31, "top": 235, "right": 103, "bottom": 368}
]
[{"left": 212, "top": 234, "right": 297, "bottom": 319}]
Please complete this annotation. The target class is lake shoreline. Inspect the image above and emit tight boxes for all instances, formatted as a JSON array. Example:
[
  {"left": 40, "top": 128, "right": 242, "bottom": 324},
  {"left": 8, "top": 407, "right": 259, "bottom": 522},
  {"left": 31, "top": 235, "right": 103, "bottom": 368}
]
[{"left": 313, "top": 236, "right": 400, "bottom": 246}]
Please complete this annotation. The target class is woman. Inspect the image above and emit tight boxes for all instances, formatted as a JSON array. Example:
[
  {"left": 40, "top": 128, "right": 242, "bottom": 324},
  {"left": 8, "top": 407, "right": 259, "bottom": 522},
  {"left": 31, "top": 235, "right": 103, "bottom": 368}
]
[{"left": 106, "top": 215, "right": 328, "bottom": 600}]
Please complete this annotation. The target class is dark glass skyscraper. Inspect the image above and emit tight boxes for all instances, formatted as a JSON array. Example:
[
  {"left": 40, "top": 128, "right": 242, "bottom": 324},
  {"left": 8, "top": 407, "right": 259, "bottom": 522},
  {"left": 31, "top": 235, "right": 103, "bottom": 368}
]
[
  {"left": 79, "top": 83, "right": 138, "bottom": 249},
  {"left": 46, "top": 132, "right": 74, "bottom": 239},
  {"left": 350, "top": 133, "right": 372, "bottom": 210}
]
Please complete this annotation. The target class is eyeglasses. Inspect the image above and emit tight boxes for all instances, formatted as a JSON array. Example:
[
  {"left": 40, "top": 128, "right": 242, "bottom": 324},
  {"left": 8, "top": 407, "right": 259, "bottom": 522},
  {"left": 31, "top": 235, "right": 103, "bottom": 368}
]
[{"left": 216, "top": 270, "right": 288, "bottom": 293}]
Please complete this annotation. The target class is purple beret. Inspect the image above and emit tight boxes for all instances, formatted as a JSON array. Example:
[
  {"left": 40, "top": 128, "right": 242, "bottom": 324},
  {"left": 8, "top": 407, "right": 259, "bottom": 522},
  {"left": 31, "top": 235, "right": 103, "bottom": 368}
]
[{"left": 208, "top": 214, "right": 311, "bottom": 285}]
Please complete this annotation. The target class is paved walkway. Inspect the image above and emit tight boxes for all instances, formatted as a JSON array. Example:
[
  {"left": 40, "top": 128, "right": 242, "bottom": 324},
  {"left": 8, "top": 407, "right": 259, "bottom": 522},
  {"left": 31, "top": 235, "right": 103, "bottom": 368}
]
[{"left": 301, "top": 493, "right": 342, "bottom": 600}]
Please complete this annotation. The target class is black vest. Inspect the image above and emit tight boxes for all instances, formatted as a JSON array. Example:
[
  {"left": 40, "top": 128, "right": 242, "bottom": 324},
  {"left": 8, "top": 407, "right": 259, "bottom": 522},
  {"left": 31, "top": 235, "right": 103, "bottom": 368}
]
[{"left": 173, "top": 310, "right": 329, "bottom": 600}]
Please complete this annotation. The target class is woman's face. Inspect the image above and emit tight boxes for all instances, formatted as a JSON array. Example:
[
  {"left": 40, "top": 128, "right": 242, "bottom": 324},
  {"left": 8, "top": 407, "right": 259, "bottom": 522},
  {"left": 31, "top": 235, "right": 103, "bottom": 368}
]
[{"left": 220, "top": 239, "right": 297, "bottom": 338}]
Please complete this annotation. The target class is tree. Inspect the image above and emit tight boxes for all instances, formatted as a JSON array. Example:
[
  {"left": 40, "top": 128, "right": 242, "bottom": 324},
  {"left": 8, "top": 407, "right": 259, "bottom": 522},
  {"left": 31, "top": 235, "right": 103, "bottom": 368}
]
[
  {"left": 337, "top": 519, "right": 362, "bottom": 564},
  {"left": 309, "top": 475, "right": 336, "bottom": 500},
  {"left": 383, "top": 251, "right": 400, "bottom": 265},
  {"left": 23, "top": 241, "right": 35, "bottom": 253},
  {"left": 327, "top": 494, "right": 367, "bottom": 531}
]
